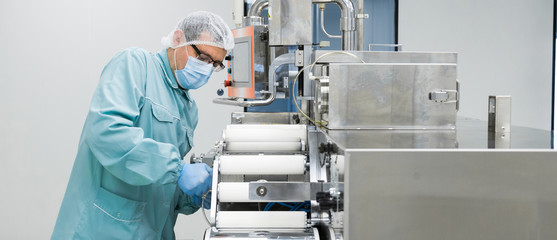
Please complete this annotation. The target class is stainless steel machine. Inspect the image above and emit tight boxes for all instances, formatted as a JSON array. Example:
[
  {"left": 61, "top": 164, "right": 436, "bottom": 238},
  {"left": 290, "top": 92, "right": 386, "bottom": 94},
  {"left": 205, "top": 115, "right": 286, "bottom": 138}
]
[{"left": 198, "top": 0, "right": 557, "bottom": 239}]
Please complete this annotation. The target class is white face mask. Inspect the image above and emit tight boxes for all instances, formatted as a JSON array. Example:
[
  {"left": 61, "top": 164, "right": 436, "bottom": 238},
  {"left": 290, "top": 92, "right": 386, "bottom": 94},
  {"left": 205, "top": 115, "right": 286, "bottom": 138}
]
[{"left": 173, "top": 46, "right": 214, "bottom": 89}]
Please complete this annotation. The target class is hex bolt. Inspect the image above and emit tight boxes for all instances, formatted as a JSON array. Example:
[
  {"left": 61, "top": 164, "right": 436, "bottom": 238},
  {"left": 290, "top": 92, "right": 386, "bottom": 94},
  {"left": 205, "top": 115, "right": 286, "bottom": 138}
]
[{"left": 256, "top": 186, "right": 267, "bottom": 197}]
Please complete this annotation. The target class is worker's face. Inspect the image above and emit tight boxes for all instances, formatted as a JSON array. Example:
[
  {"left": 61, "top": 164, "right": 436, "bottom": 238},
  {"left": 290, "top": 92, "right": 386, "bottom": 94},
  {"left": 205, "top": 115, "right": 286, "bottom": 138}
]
[
  {"left": 194, "top": 44, "right": 227, "bottom": 69},
  {"left": 174, "top": 45, "right": 226, "bottom": 72}
]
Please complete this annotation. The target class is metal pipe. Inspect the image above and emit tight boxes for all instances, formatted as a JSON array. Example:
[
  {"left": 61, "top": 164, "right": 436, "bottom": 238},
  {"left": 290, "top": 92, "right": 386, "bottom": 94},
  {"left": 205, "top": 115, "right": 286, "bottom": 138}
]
[
  {"left": 319, "top": 6, "right": 342, "bottom": 39},
  {"left": 312, "top": 0, "right": 356, "bottom": 50},
  {"left": 247, "top": 0, "right": 269, "bottom": 17},
  {"left": 356, "top": 0, "right": 364, "bottom": 50},
  {"left": 248, "top": 0, "right": 355, "bottom": 49},
  {"left": 233, "top": 0, "right": 244, "bottom": 28},
  {"left": 212, "top": 53, "right": 295, "bottom": 107}
]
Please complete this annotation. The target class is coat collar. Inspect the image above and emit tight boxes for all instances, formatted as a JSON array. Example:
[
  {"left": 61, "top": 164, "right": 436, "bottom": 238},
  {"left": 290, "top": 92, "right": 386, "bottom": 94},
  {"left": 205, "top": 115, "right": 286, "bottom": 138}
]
[{"left": 157, "top": 49, "right": 192, "bottom": 102}]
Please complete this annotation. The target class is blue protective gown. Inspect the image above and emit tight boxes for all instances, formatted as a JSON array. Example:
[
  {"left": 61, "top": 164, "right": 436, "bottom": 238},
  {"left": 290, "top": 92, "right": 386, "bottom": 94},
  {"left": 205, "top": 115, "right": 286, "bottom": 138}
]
[{"left": 52, "top": 48, "right": 200, "bottom": 239}]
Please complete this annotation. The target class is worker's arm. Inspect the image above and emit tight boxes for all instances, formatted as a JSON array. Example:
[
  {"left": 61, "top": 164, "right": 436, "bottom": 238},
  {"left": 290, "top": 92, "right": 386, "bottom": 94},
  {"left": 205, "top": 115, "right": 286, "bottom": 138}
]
[{"left": 85, "top": 48, "right": 183, "bottom": 186}]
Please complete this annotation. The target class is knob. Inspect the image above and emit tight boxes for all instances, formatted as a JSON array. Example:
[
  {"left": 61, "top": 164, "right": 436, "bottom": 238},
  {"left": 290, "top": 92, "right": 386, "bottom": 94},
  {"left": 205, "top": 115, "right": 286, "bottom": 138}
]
[
  {"left": 225, "top": 55, "right": 232, "bottom": 61},
  {"left": 227, "top": 68, "right": 232, "bottom": 74},
  {"left": 224, "top": 80, "right": 232, "bottom": 87},
  {"left": 217, "top": 89, "right": 224, "bottom": 96}
]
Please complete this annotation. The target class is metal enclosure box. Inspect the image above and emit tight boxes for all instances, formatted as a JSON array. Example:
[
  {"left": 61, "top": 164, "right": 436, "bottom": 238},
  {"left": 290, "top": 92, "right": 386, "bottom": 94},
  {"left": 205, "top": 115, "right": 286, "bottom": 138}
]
[
  {"left": 344, "top": 150, "right": 557, "bottom": 240},
  {"left": 228, "top": 25, "right": 269, "bottom": 99},
  {"left": 269, "top": 0, "right": 312, "bottom": 46},
  {"left": 316, "top": 51, "right": 458, "bottom": 130}
]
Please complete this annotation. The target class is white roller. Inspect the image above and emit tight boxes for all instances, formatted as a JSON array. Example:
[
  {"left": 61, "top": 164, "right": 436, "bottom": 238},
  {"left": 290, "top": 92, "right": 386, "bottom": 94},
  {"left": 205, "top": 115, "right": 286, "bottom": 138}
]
[
  {"left": 224, "top": 124, "right": 307, "bottom": 143},
  {"left": 220, "top": 155, "right": 306, "bottom": 175},
  {"left": 216, "top": 211, "right": 307, "bottom": 229},
  {"left": 218, "top": 182, "right": 250, "bottom": 202},
  {"left": 224, "top": 125, "right": 307, "bottom": 152},
  {"left": 226, "top": 141, "right": 302, "bottom": 152}
]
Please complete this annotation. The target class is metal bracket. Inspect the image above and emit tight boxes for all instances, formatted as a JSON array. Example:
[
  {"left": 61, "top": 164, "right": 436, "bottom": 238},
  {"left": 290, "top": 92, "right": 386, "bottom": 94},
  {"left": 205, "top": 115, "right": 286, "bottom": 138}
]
[
  {"left": 429, "top": 90, "right": 459, "bottom": 103},
  {"left": 231, "top": 112, "right": 244, "bottom": 123},
  {"left": 249, "top": 182, "right": 310, "bottom": 201},
  {"left": 295, "top": 50, "right": 304, "bottom": 67},
  {"left": 248, "top": 182, "right": 344, "bottom": 201}
]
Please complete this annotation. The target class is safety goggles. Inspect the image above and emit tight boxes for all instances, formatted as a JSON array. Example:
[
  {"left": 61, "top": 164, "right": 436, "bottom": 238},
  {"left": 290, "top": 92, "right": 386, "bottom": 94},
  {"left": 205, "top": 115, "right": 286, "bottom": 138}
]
[{"left": 191, "top": 45, "right": 225, "bottom": 72}]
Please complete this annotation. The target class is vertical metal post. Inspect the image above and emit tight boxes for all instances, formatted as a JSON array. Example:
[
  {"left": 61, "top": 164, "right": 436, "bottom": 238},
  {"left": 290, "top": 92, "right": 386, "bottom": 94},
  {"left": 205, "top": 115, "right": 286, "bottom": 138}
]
[
  {"left": 356, "top": 0, "right": 364, "bottom": 50},
  {"left": 488, "top": 96, "right": 512, "bottom": 133},
  {"left": 488, "top": 95, "right": 512, "bottom": 148}
]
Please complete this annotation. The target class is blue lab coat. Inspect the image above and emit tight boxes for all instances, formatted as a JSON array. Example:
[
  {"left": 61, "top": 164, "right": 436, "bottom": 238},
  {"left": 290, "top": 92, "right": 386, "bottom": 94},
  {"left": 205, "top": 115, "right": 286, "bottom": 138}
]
[{"left": 52, "top": 47, "right": 199, "bottom": 239}]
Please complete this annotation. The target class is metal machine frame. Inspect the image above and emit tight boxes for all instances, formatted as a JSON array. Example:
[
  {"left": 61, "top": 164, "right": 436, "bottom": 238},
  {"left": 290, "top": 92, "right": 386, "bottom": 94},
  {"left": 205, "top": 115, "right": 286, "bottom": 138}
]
[{"left": 198, "top": 0, "right": 557, "bottom": 239}]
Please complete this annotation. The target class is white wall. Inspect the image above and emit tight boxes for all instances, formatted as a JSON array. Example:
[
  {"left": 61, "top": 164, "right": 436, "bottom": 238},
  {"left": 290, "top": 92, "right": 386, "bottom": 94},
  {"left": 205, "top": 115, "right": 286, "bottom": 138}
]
[
  {"left": 399, "top": 0, "right": 554, "bottom": 130},
  {"left": 0, "top": 0, "right": 239, "bottom": 239}
]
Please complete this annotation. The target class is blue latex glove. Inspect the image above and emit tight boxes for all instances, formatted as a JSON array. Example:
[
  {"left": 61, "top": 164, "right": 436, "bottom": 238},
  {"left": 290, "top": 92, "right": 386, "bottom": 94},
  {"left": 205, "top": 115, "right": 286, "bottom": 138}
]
[
  {"left": 177, "top": 163, "right": 213, "bottom": 198},
  {"left": 193, "top": 192, "right": 212, "bottom": 209}
]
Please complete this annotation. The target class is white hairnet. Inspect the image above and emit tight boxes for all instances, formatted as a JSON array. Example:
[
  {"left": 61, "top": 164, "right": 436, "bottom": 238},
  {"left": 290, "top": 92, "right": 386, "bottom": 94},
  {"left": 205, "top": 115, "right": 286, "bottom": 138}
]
[{"left": 161, "top": 11, "right": 234, "bottom": 51}]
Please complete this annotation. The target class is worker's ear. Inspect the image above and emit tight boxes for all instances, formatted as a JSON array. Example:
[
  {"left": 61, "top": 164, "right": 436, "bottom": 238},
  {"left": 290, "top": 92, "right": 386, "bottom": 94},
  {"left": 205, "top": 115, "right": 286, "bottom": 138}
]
[{"left": 172, "top": 29, "right": 186, "bottom": 47}]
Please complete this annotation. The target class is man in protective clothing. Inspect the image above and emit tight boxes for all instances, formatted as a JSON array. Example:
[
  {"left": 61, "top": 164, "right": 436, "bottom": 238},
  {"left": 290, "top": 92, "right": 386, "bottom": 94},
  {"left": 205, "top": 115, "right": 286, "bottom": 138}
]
[{"left": 51, "top": 11, "right": 234, "bottom": 239}]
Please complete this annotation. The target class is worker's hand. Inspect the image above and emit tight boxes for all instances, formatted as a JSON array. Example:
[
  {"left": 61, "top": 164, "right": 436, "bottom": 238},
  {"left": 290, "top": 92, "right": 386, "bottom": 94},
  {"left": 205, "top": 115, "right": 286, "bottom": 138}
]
[
  {"left": 192, "top": 192, "right": 212, "bottom": 209},
  {"left": 177, "top": 163, "right": 213, "bottom": 198}
]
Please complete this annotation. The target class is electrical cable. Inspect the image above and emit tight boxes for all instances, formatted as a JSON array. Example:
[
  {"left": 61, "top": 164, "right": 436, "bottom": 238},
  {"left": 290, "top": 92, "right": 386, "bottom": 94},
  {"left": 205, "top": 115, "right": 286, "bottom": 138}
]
[
  {"left": 264, "top": 202, "right": 275, "bottom": 211},
  {"left": 201, "top": 190, "right": 214, "bottom": 226},
  {"left": 321, "top": 151, "right": 329, "bottom": 168},
  {"left": 276, "top": 202, "right": 295, "bottom": 209},
  {"left": 264, "top": 202, "right": 305, "bottom": 211},
  {"left": 292, "top": 202, "right": 305, "bottom": 211},
  {"left": 293, "top": 201, "right": 310, "bottom": 211},
  {"left": 292, "top": 65, "right": 321, "bottom": 125}
]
